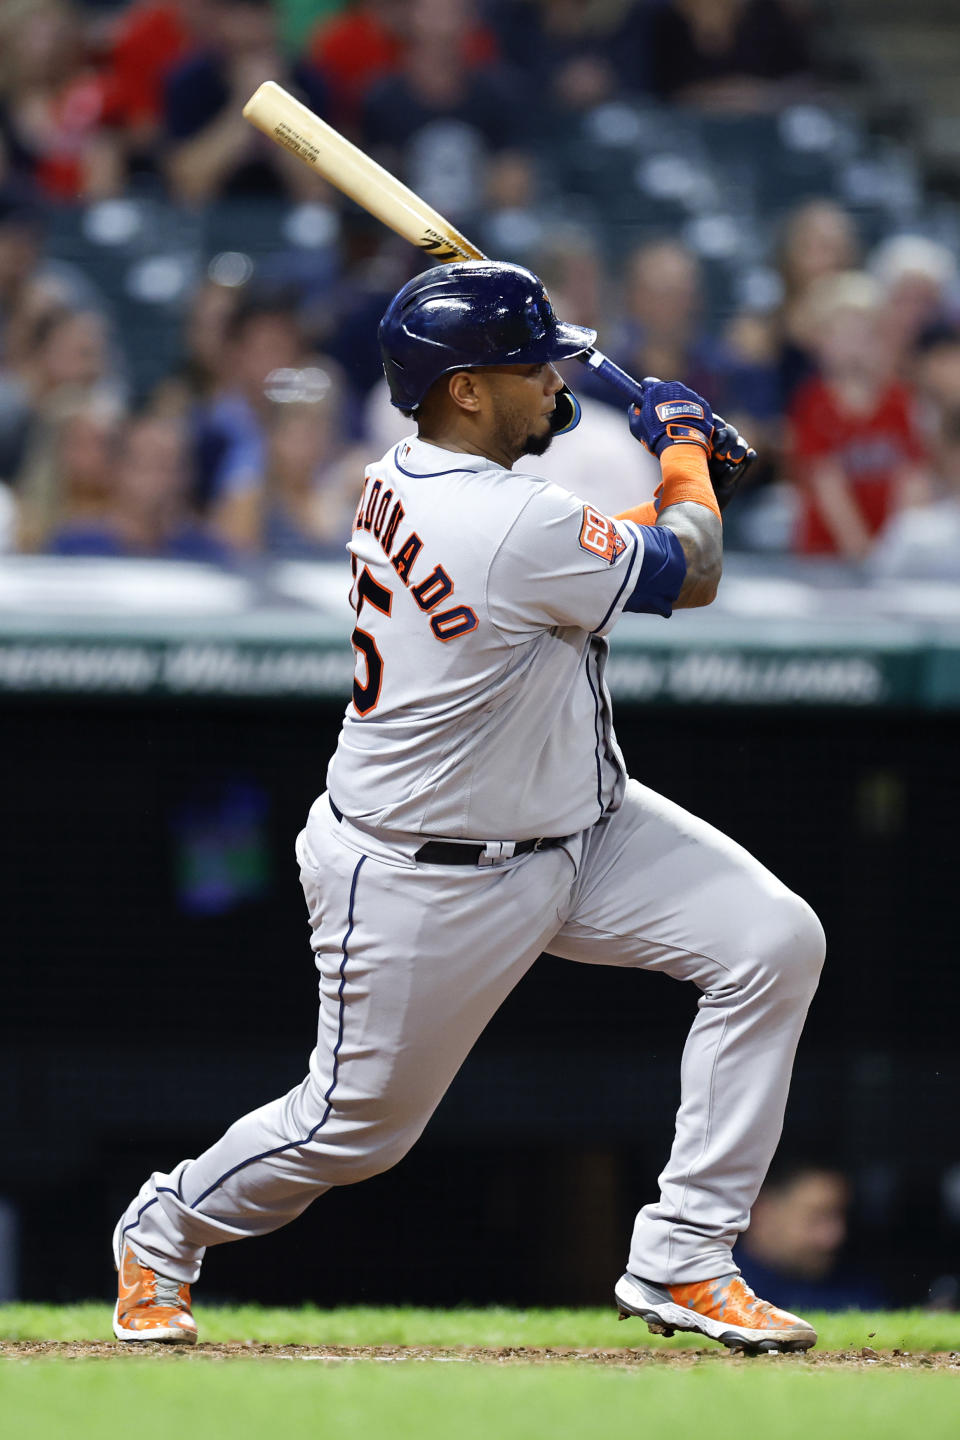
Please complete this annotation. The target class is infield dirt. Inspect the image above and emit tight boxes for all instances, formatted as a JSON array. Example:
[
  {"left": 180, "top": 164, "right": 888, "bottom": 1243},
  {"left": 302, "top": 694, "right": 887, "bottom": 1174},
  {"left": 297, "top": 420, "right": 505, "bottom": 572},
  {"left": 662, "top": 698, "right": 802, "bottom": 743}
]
[{"left": 3, "top": 1341, "right": 958, "bottom": 1370}]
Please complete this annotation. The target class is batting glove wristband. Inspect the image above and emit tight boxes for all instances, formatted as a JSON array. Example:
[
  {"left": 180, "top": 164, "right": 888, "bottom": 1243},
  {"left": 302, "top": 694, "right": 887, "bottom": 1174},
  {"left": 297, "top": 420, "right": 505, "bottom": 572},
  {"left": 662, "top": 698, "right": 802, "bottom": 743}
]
[
  {"left": 628, "top": 377, "right": 714, "bottom": 456},
  {"left": 709, "top": 415, "right": 757, "bottom": 512}
]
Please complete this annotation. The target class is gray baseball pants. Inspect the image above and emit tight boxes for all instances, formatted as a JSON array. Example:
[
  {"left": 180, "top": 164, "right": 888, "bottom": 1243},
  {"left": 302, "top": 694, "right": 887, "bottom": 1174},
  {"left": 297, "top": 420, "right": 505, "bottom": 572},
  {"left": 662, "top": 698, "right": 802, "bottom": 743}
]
[{"left": 119, "top": 780, "right": 825, "bottom": 1286}]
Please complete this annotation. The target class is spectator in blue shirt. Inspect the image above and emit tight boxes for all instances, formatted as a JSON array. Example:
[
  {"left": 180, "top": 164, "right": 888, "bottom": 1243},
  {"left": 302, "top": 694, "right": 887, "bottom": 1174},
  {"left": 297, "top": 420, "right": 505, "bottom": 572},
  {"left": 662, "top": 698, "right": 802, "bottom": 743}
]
[
  {"left": 261, "top": 365, "right": 358, "bottom": 559},
  {"left": 588, "top": 240, "right": 724, "bottom": 412},
  {"left": 22, "top": 391, "right": 124, "bottom": 553},
  {"left": 734, "top": 1160, "right": 888, "bottom": 1312},
  {"left": 191, "top": 291, "right": 309, "bottom": 550},
  {"left": 51, "top": 411, "right": 229, "bottom": 563}
]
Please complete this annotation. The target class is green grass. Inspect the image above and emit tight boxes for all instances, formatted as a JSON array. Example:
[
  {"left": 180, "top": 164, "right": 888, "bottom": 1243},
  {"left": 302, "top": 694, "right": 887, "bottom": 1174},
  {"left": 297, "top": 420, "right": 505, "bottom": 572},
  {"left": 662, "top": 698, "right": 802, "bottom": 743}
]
[
  {"left": 2, "top": 1360, "right": 960, "bottom": 1440},
  {"left": 2, "top": 1306, "right": 958, "bottom": 1440},
  {"left": 1, "top": 1301, "right": 958, "bottom": 1352}
]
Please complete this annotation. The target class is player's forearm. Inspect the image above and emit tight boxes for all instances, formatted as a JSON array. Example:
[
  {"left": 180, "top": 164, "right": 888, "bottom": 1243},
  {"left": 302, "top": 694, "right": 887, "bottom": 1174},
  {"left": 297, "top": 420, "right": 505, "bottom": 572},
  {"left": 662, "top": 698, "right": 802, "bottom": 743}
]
[
  {"left": 617, "top": 448, "right": 722, "bottom": 608},
  {"left": 657, "top": 503, "right": 722, "bottom": 607}
]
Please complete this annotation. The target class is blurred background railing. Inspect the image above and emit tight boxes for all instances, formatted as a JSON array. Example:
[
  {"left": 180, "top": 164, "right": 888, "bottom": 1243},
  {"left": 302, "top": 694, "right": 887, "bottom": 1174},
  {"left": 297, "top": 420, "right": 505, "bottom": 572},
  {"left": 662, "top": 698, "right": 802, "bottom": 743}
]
[{"left": 2, "top": 0, "right": 960, "bottom": 1312}]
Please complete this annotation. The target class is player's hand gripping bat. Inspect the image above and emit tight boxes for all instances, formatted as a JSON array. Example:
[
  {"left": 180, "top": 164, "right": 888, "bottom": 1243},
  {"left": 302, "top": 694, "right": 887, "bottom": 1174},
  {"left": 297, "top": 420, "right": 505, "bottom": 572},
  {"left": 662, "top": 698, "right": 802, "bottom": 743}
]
[{"left": 242, "top": 81, "right": 754, "bottom": 498}]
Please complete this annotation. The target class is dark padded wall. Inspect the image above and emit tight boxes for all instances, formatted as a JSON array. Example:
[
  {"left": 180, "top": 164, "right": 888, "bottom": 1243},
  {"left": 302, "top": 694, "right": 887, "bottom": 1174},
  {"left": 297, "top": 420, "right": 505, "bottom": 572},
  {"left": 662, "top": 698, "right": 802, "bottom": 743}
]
[{"left": 2, "top": 698, "right": 956, "bottom": 1305}]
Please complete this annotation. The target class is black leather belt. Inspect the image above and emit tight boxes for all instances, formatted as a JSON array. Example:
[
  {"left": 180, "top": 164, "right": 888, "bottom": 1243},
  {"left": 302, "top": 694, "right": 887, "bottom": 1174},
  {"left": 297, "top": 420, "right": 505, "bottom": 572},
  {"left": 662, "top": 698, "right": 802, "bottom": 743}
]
[{"left": 329, "top": 798, "right": 564, "bottom": 866}]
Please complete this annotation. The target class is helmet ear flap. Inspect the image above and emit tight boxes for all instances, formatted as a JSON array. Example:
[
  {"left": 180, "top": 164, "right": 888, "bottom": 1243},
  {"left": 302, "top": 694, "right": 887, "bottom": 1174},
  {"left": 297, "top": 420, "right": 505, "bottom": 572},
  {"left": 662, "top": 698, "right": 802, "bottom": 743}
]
[{"left": 549, "top": 384, "right": 582, "bottom": 435}]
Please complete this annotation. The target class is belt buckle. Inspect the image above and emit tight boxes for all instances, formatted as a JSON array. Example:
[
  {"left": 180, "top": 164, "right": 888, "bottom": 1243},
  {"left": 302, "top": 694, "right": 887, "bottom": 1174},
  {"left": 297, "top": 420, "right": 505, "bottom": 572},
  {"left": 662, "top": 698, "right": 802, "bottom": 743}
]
[{"left": 478, "top": 840, "right": 516, "bottom": 868}]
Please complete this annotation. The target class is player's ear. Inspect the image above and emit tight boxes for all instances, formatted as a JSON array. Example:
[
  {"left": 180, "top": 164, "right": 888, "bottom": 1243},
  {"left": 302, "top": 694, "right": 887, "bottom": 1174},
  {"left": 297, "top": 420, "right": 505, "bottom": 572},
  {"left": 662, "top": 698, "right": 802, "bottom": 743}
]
[{"left": 447, "top": 369, "right": 482, "bottom": 413}]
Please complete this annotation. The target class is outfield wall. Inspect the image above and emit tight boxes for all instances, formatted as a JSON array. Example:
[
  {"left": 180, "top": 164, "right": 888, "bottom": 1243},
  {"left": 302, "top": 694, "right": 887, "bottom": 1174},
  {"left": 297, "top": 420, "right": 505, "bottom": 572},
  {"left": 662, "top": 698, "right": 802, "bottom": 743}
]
[{"left": 2, "top": 676, "right": 956, "bottom": 1308}]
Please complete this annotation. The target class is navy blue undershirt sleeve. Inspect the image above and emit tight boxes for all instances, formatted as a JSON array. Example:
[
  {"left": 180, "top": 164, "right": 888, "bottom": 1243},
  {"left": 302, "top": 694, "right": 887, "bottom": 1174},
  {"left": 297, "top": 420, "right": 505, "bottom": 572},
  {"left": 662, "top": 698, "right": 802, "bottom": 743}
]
[{"left": 623, "top": 524, "right": 687, "bottom": 618}]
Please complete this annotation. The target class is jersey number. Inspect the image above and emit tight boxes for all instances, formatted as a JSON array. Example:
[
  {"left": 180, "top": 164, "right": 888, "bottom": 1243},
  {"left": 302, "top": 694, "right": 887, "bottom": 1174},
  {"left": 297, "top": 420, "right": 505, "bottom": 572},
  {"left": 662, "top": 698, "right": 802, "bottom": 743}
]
[
  {"left": 351, "top": 566, "right": 392, "bottom": 715},
  {"left": 579, "top": 505, "right": 626, "bottom": 565}
]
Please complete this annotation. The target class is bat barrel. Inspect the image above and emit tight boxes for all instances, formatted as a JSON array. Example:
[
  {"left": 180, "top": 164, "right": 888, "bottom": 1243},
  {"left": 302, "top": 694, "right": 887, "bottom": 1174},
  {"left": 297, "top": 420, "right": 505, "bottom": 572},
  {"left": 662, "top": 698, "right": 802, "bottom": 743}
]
[
  {"left": 243, "top": 82, "right": 483, "bottom": 263},
  {"left": 242, "top": 84, "right": 647, "bottom": 402}
]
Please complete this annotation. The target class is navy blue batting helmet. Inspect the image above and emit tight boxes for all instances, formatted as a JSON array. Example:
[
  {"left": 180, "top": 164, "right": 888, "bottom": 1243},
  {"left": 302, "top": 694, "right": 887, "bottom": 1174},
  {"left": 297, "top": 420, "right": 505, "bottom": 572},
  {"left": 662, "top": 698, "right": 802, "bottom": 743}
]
[{"left": 378, "top": 260, "right": 596, "bottom": 433}]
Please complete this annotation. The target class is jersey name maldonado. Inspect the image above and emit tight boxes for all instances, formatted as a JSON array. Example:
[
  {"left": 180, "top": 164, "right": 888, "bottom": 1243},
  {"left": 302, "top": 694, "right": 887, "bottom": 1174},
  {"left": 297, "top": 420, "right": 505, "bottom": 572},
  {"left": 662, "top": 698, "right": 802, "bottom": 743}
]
[
  {"left": 326, "top": 436, "right": 686, "bottom": 840},
  {"left": 352, "top": 467, "right": 479, "bottom": 650}
]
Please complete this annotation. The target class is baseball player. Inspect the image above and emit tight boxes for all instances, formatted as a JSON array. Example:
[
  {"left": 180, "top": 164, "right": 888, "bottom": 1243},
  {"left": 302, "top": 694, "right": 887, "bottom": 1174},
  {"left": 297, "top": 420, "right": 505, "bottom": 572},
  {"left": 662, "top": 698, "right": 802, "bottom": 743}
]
[{"left": 113, "top": 261, "right": 825, "bottom": 1353}]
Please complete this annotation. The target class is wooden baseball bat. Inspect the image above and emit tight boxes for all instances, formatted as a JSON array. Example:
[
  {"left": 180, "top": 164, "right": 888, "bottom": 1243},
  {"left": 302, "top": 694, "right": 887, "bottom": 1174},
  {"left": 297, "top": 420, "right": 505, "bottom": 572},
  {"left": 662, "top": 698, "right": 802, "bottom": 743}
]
[{"left": 242, "top": 81, "right": 646, "bottom": 406}]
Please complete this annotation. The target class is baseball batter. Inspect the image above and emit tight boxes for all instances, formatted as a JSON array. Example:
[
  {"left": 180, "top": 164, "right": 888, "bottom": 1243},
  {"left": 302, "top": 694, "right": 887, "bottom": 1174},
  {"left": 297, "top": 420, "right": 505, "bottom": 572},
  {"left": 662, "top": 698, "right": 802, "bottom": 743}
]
[{"left": 113, "top": 261, "right": 825, "bottom": 1353}]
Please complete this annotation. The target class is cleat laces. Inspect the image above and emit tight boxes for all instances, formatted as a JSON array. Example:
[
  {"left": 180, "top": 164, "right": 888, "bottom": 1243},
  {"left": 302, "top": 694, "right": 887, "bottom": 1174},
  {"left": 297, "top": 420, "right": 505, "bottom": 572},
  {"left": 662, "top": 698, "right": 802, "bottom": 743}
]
[{"left": 151, "top": 1272, "right": 185, "bottom": 1309}]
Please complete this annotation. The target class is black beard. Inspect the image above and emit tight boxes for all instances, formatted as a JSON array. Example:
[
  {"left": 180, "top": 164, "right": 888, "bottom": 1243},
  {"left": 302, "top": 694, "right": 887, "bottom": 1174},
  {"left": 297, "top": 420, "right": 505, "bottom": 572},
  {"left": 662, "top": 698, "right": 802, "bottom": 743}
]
[{"left": 520, "top": 428, "right": 554, "bottom": 458}]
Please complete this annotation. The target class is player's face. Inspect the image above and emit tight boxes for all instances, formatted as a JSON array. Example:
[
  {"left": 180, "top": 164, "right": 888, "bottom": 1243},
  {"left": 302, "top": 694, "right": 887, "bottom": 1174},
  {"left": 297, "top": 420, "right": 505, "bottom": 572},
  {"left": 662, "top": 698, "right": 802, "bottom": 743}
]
[{"left": 481, "top": 362, "right": 564, "bottom": 463}]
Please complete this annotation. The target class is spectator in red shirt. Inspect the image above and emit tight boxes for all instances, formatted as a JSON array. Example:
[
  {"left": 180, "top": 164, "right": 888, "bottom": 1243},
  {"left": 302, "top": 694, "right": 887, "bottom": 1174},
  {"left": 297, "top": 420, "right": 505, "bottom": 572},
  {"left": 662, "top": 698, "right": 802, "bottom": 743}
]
[
  {"left": 95, "top": 0, "right": 216, "bottom": 187},
  {"left": 788, "top": 272, "right": 928, "bottom": 559},
  {"left": 0, "top": 0, "right": 123, "bottom": 201},
  {"left": 101, "top": 0, "right": 205, "bottom": 131},
  {"left": 306, "top": 1, "right": 407, "bottom": 131}
]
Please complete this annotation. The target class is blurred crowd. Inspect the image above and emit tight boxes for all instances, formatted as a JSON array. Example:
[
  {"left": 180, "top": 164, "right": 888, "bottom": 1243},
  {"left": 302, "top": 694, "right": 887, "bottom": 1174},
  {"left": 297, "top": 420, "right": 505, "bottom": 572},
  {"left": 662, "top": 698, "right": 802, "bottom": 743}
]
[{"left": 0, "top": 0, "right": 959, "bottom": 574}]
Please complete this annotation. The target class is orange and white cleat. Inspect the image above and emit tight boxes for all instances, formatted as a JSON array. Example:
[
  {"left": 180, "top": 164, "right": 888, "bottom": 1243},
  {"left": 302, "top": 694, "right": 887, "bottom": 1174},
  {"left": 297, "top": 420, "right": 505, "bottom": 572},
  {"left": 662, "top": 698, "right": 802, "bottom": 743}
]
[
  {"left": 112, "top": 1222, "right": 198, "bottom": 1344},
  {"left": 614, "top": 1271, "right": 816, "bottom": 1354}
]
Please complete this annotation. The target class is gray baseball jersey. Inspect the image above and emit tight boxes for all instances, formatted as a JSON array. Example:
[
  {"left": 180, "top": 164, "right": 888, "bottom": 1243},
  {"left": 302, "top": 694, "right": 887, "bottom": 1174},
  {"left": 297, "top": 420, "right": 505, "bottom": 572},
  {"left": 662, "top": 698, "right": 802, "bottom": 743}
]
[
  {"left": 116, "top": 433, "right": 824, "bottom": 1303},
  {"left": 328, "top": 435, "right": 685, "bottom": 838}
]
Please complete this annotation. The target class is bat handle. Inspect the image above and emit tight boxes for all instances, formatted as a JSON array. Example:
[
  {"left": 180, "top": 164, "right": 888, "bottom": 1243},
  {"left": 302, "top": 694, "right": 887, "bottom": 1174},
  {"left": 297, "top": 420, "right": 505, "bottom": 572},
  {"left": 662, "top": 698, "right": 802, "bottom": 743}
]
[{"left": 577, "top": 347, "right": 645, "bottom": 407}]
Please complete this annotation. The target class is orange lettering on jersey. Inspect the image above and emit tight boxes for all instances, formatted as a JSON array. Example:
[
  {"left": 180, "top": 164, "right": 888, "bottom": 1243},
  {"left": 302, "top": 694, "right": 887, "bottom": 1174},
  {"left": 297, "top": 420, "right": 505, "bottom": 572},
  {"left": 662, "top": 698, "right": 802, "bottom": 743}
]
[
  {"left": 355, "top": 490, "right": 477, "bottom": 647},
  {"left": 391, "top": 532, "right": 423, "bottom": 585},
  {"left": 363, "top": 479, "right": 382, "bottom": 530},
  {"left": 411, "top": 564, "right": 454, "bottom": 612},
  {"left": 381, "top": 500, "right": 404, "bottom": 554},
  {"left": 579, "top": 505, "right": 626, "bottom": 564}
]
